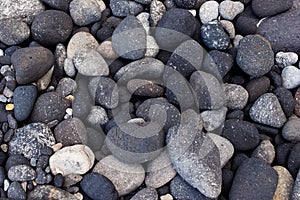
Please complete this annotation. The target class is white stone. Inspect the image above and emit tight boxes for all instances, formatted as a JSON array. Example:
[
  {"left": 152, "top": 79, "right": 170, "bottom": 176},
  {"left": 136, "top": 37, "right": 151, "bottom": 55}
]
[
  {"left": 282, "top": 66, "right": 300, "bottom": 89},
  {"left": 276, "top": 51, "right": 298, "bottom": 68},
  {"left": 87, "top": 106, "right": 109, "bottom": 126},
  {"left": 145, "top": 36, "right": 159, "bottom": 57},
  {"left": 219, "top": 0, "right": 244, "bottom": 20},
  {"left": 199, "top": 1, "right": 219, "bottom": 24},
  {"left": 49, "top": 144, "right": 95, "bottom": 176},
  {"left": 64, "top": 58, "right": 76, "bottom": 77}
]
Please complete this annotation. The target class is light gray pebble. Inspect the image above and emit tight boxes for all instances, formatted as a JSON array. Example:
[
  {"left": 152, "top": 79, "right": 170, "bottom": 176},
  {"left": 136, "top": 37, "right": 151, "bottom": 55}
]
[
  {"left": 225, "top": 83, "right": 249, "bottom": 110},
  {"left": 150, "top": 0, "right": 166, "bottom": 27},
  {"left": 56, "top": 78, "right": 77, "bottom": 97},
  {"left": 110, "top": 0, "right": 143, "bottom": 17},
  {"left": 137, "top": 12, "right": 150, "bottom": 35},
  {"left": 219, "top": 0, "right": 244, "bottom": 20},
  {"left": 282, "top": 118, "right": 300, "bottom": 142},
  {"left": 0, "top": 19, "right": 30, "bottom": 45},
  {"left": 130, "top": 188, "right": 158, "bottom": 200},
  {"left": 55, "top": 43, "right": 67, "bottom": 71},
  {"left": 276, "top": 52, "right": 298, "bottom": 68},
  {"left": 87, "top": 106, "right": 109, "bottom": 126},
  {"left": 64, "top": 58, "right": 76, "bottom": 77},
  {"left": 221, "top": 20, "right": 235, "bottom": 39},
  {"left": 233, "top": 34, "right": 243, "bottom": 47},
  {"left": 145, "top": 36, "right": 160, "bottom": 57},
  {"left": 199, "top": 1, "right": 219, "bottom": 24},
  {"left": 3, "top": 87, "right": 13, "bottom": 98},
  {"left": 69, "top": 0, "right": 102, "bottom": 26},
  {"left": 201, "top": 107, "right": 227, "bottom": 132},
  {"left": 251, "top": 140, "right": 275, "bottom": 164},
  {"left": 97, "top": 41, "right": 118, "bottom": 60},
  {"left": 8, "top": 165, "right": 36, "bottom": 182},
  {"left": 282, "top": 66, "right": 300, "bottom": 89}
]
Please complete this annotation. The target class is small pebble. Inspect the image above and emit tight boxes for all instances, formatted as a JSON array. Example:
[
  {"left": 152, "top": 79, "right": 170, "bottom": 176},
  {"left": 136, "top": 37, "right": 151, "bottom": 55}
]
[
  {"left": 273, "top": 166, "right": 293, "bottom": 200},
  {"left": 282, "top": 66, "right": 300, "bottom": 89},
  {"left": 219, "top": 0, "right": 244, "bottom": 20},
  {"left": 199, "top": 1, "right": 219, "bottom": 24},
  {"left": 7, "top": 181, "right": 26, "bottom": 200},
  {"left": 110, "top": 0, "right": 143, "bottom": 17},
  {"left": 8, "top": 165, "right": 36, "bottom": 182},
  {"left": 276, "top": 52, "right": 298, "bottom": 68},
  {"left": 251, "top": 140, "right": 275, "bottom": 164},
  {"left": 224, "top": 83, "right": 249, "bottom": 110}
]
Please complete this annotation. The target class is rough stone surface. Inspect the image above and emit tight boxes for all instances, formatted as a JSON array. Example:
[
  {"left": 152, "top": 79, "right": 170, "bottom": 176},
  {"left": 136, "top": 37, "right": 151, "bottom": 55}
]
[
  {"left": 94, "top": 77, "right": 119, "bottom": 109},
  {"left": 251, "top": 140, "right": 275, "bottom": 164},
  {"left": 249, "top": 93, "right": 287, "bottom": 128},
  {"left": 93, "top": 155, "right": 145, "bottom": 196},
  {"left": 201, "top": 107, "right": 227, "bottom": 132},
  {"left": 246, "top": 76, "right": 270, "bottom": 102},
  {"left": 7, "top": 181, "right": 26, "bottom": 200},
  {"left": 282, "top": 118, "right": 300, "bottom": 142},
  {"left": 292, "top": 169, "right": 300, "bottom": 199},
  {"left": 282, "top": 66, "right": 300, "bottom": 89},
  {"left": 273, "top": 166, "right": 294, "bottom": 200},
  {"left": 0, "top": 19, "right": 30, "bottom": 45},
  {"left": 40, "top": 0, "right": 70, "bottom": 12},
  {"left": 110, "top": 0, "right": 143, "bottom": 17},
  {"left": 131, "top": 188, "right": 158, "bottom": 200},
  {"left": 199, "top": 1, "right": 219, "bottom": 24},
  {"left": 28, "top": 185, "right": 77, "bottom": 200},
  {"left": 274, "top": 87, "right": 295, "bottom": 117},
  {"left": 252, "top": 0, "right": 293, "bottom": 17},
  {"left": 150, "top": 0, "right": 166, "bottom": 27},
  {"left": 219, "top": 0, "right": 244, "bottom": 20},
  {"left": 224, "top": 84, "right": 249, "bottom": 110},
  {"left": 49, "top": 144, "right": 95, "bottom": 176},
  {"left": 8, "top": 165, "right": 36, "bottom": 182},
  {"left": 14, "top": 85, "right": 37, "bottom": 121},
  {"left": 276, "top": 51, "right": 298, "bottom": 68}
]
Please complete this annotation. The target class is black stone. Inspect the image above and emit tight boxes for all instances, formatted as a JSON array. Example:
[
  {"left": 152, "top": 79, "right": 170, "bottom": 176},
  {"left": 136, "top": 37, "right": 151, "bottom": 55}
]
[
  {"left": 54, "top": 173, "right": 64, "bottom": 188},
  {"left": 95, "top": 77, "right": 119, "bottom": 109},
  {"left": 0, "top": 167, "right": 5, "bottom": 186},
  {"left": 222, "top": 168, "right": 234, "bottom": 196},
  {"left": 221, "top": 119, "right": 260, "bottom": 151},
  {"left": 0, "top": 151, "right": 6, "bottom": 166},
  {"left": 235, "top": 16, "right": 258, "bottom": 36},
  {"left": 14, "top": 85, "right": 37, "bottom": 121},
  {"left": 246, "top": 76, "right": 270, "bottom": 102},
  {"left": 5, "top": 154, "right": 30, "bottom": 172},
  {"left": 7, "top": 182, "right": 26, "bottom": 200},
  {"left": 288, "top": 143, "right": 300, "bottom": 177},
  {"left": 97, "top": 27, "right": 113, "bottom": 42},
  {"left": 274, "top": 87, "right": 295, "bottom": 117},
  {"left": 252, "top": 0, "right": 293, "bottom": 17},
  {"left": 267, "top": 70, "right": 282, "bottom": 88},
  {"left": 276, "top": 143, "right": 294, "bottom": 166},
  {"left": 40, "top": 0, "right": 70, "bottom": 12},
  {"left": 226, "top": 110, "right": 244, "bottom": 120},
  {"left": 80, "top": 173, "right": 118, "bottom": 200},
  {"left": 36, "top": 155, "right": 49, "bottom": 169},
  {"left": 229, "top": 158, "right": 278, "bottom": 200},
  {"left": 174, "top": 0, "right": 205, "bottom": 8}
]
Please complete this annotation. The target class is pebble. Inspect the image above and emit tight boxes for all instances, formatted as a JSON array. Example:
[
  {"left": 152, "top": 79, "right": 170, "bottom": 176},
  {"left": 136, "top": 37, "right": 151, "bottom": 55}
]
[
  {"left": 7, "top": 182, "right": 26, "bottom": 200},
  {"left": 37, "top": 66, "right": 54, "bottom": 91},
  {"left": 245, "top": 76, "right": 270, "bottom": 102},
  {"left": 5, "top": 154, "right": 29, "bottom": 172},
  {"left": 56, "top": 78, "right": 77, "bottom": 97},
  {"left": 224, "top": 83, "right": 249, "bottom": 110},
  {"left": 282, "top": 66, "right": 300, "bottom": 89},
  {"left": 276, "top": 52, "right": 298, "bottom": 68},
  {"left": 9, "top": 123, "right": 55, "bottom": 159},
  {"left": 0, "top": 0, "right": 45, "bottom": 23},
  {"left": 150, "top": 0, "right": 166, "bottom": 27},
  {"left": 201, "top": 21, "right": 230, "bottom": 51},
  {"left": 229, "top": 158, "right": 278, "bottom": 200},
  {"left": 145, "top": 36, "right": 160, "bottom": 57},
  {"left": 236, "top": 35, "right": 274, "bottom": 77},
  {"left": 86, "top": 127, "right": 106, "bottom": 153},
  {"left": 131, "top": 188, "right": 158, "bottom": 200},
  {"left": 287, "top": 143, "right": 300, "bottom": 177},
  {"left": 35, "top": 167, "right": 47, "bottom": 185},
  {"left": 54, "top": 118, "right": 88, "bottom": 146},
  {"left": 201, "top": 107, "right": 227, "bottom": 132},
  {"left": 252, "top": 0, "right": 293, "bottom": 17},
  {"left": 136, "top": 12, "right": 150, "bottom": 35},
  {"left": 221, "top": 119, "right": 260, "bottom": 151},
  {"left": 273, "top": 166, "right": 293, "bottom": 200},
  {"left": 67, "top": 31, "right": 99, "bottom": 59},
  {"left": 80, "top": 172, "right": 118, "bottom": 200},
  {"left": 0, "top": 19, "right": 30, "bottom": 46},
  {"left": 220, "top": 20, "right": 235, "bottom": 39},
  {"left": 274, "top": 87, "right": 295, "bottom": 117},
  {"left": 257, "top": 6, "right": 300, "bottom": 54},
  {"left": 167, "top": 125, "right": 221, "bottom": 198},
  {"left": 112, "top": 15, "right": 146, "bottom": 60},
  {"left": 292, "top": 169, "right": 300, "bottom": 199},
  {"left": 31, "top": 92, "right": 70, "bottom": 123},
  {"left": 31, "top": 10, "right": 73, "bottom": 46},
  {"left": 110, "top": 0, "right": 143, "bottom": 17},
  {"left": 8, "top": 165, "right": 36, "bottom": 182},
  {"left": 199, "top": 1, "right": 219, "bottom": 24},
  {"left": 70, "top": 0, "right": 102, "bottom": 26},
  {"left": 295, "top": 87, "right": 300, "bottom": 116},
  {"left": 219, "top": 0, "right": 244, "bottom": 20},
  {"left": 93, "top": 155, "right": 145, "bottom": 196},
  {"left": 208, "top": 133, "right": 234, "bottom": 168},
  {"left": 0, "top": 167, "right": 4, "bottom": 186},
  {"left": 73, "top": 49, "right": 109, "bottom": 77},
  {"left": 155, "top": 8, "right": 196, "bottom": 49},
  {"left": 283, "top": 118, "right": 300, "bottom": 142},
  {"left": 233, "top": 35, "right": 243, "bottom": 47},
  {"left": 64, "top": 58, "right": 76, "bottom": 77},
  {"left": 170, "top": 175, "right": 212, "bottom": 200},
  {"left": 251, "top": 140, "right": 275, "bottom": 164},
  {"left": 249, "top": 93, "right": 287, "bottom": 128},
  {"left": 145, "top": 150, "right": 177, "bottom": 189},
  {"left": 87, "top": 106, "right": 108, "bottom": 126},
  {"left": 94, "top": 77, "right": 119, "bottom": 109},
  {"left": 174, "top": 0, "right": 202, "bottom": 9},
  {"left": 11, "top": 47, "right": 55, "bottom": 85},
  {"left": 40, "top": 0, "right": 70, "bottom": 12},
  {"left": 190, "top": 71, "right": 226, "bottom": 110},
  {"left": 276, "top": 143, "right": 293, "bottom": 166},
  {"left": 97, "top": 41, "right": 118, "bottom": 60},
  {"left": 49, "top": 144, "right": 95, "bottom": 176},
  {"left": 28, "top": 185, "right": 77, "bottom": 199},
  {"left": 127, "top": 79, "right": 164, "bottom": 97}
]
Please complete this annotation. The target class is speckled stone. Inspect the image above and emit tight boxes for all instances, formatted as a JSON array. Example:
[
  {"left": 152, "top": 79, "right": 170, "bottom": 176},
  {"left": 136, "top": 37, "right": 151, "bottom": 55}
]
[{"left": 273, "top": 166, "right": 293, "bottom": 200}]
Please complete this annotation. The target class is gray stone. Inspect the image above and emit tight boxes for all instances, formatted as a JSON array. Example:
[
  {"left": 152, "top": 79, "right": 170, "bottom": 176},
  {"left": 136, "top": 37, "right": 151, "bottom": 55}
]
[
  {"left": 97, "top": 41, "right": 118, "bottom": 59},
  {"left": 8, "top": 165, "right": 36, "bottom": 182},
  {"left": 0, "top": 19, "right": 30, "bottom": 45},
  {"left": 219, "top": 0, "right": 244, "bottom": 20},
  {"left": 224, "top": 83, "right": 249, "bottom": 110},
  {"left": 145, "top": 36, "right": 159, "bottom": 57},
  {"left": 56, "top": 78, "right": 77, "bottom": 97},
  {"left": 28, "top": 185, "right": 77, "bottom": 200},
  {"left": 252, "top": 0, "right": 293, "bottom": 18},
  {"left": 40, "top": 0, "right": 70, "bottom": 12},
  {"left": 251, "top": 140, "right": 275, "bottom": 164},
  {"left": 94, "top": 77, "right": 119, "bottom": 109},
  {"left": 87, "top": 106, "right": 109, "bottom": 126},
  {"left": 236, "top": 35, "right": 274, "bottom": 77},
  {"left": 0, "top": 0, "right": 45, "bottom": 23},
  {"left": 282, "top": 118, "right": 300, "bottom": 142},
  {"left": 201, "top": 107, "right": 227, "bottom": 132},
  {"left": 93, "top": 155, "right": 145, "bottom": 196},
  {"left": 9, "top": 123, "right": 55, "bottom": 159},
  {"left": 136, "top": 12, "right": 150, "bottom": 35},
  {"left": 273, "top": 166, "right": 293, "bottom": 200},
  {"left": 86, "top": 127, "right": 106, "bottom": 153},
  {"left": 69, "top": 0, "right": 102, "bottom": 26},
  {"left": 73, "top": 49, "right": 109, "bottom": 76},
  {"left": 276, "top": 52, "right": 298, "bottom": 68},
  {"left": 220, "top": 20, "right": 235, "bottom": 39},
  {"left": 131, "top": 188, "right": 158, "bottom": 200},
  {"left": 167, "top": 125, "right": 221, "bottom": 198},
  {"left": 110, "top": 0, "right": 143, "bottom": 17},
  {"left": 282, "top": 66, "right": 300, "bottom": 89},
  {"left": 7, "top": 182, "right": 26, "bottom": 200},
  {"left": 199, "top": 1, "right": 219, "bottom": 24},
  {"left": 150, "top": 0, "right": 166, "bottom": 27},
  {"left": 49, "top": 144, "right": 95, "bottom": 176},
  {"left": 249, "top": 93, "right": 287, "bottom": 128},
  {"left": 14, "top": 85, "right": 37, "bottom": 121},
  {"left": 64, "top": 58, "right": 76, "bottom": 77},
  {"left": 112, "top": 15, "right": 146, "bottom": 60}
]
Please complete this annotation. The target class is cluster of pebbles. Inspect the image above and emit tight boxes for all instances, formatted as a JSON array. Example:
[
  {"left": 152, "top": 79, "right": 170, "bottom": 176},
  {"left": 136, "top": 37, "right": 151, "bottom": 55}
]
[{"left": 0, "top": 0, "right": 300, "bottom": 199}]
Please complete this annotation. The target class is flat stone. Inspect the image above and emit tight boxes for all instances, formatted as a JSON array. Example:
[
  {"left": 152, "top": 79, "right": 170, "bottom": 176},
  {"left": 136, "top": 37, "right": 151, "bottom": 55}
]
[
  {"left": 249, "top": 93, "right": 287, "bottom": 128},
  {"left": 224, "top": 83, "right": 249, "bottom": 110},
  {"left": 93, "top": 155, "right": 145, "bottom": 196},
  {"left": 252, "top": 0, "right": 293, "bottom": 17},
  {"left": 199, "top": 1, "right": 219, "bottom": 24},
  {"left": 0, "top": 19, "right": 30, "bottom": 45},
  {"left": 251, "top": 140, "right": 275, "bottom": 164},
  {"left": 282, "top": 66, "right": 300, "bottom": 89},
  {"left": 236, "top": 35, "right": 274, "bottom": 77},
  {"left": 9, "top": 123, "right": 55, "bottom": 159},
  {"left": 11, "top": 47, "right": 54, "bottom": 85},
  {"left": 273, "top": 166, "right": 293, "bottom": 200},
  {"left": 28, "top": 185, "right": 77, "bottom": 200},
  {"left": 8, "top": 165, "right": 36, "bottom": 182}
]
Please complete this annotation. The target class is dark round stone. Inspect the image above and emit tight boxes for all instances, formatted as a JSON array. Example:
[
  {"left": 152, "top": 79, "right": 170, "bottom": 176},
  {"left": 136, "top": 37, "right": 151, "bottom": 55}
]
[
  {"left": 35, "top": 167, "right": 47, "bottom": 185},
  {"left": 229, "top": 158, "right": 278, "bottom": 200},
  {"left": 245, "top": 76, "right": 270, "bottom": 102},
  {"left": 252, "top": 0, "right": 293, "bottom": 17},
  {"left": 97, "top": 27, "right": 113, "bottom": 42},
  {"left": 11, "top": 47, "right": 55, "bottom": 85},
  {"left": 80, "top": 173, "right": 118, "bottom": 200},
  {"left": 54, "top": 174, "right": 64, "bottom": 188},
  {"left": 31, "top": 92, "right": 70, "bottom": 123},
  {"left": 276, "top": 143, "right": 294, "bottom": 166},
  {"left": 0, "top": 167, "right": 5, "bottom": 186},
  {"left": 201, "top": 21, "right": 230, "bottom": 51},
  {"left": 95, "top": 77, "right": 119, "bottom": 109},
  {"left": 221, "top": 119, "right": 260, "bottom": 151},
  {"left": 226, "top": 110, "right": 244, "bottom": 120},
  {"left": 288, "top": 143, "right": 300, "bottom": 177},
  {"left": 274, "top": 87, "right": 295, "bottom": 117},
  {"left": 7, "top": 181, "right": 26, "bottom": 200},
  {"left": 174, "top": 0, "right": 205, "bottom": 8},
  {"left": 31, "top": 10, "right": 73, "bottom": 46},
  {"left": 267, "top": 70, "right": 282, "bottom": 88},
  {"left": 235, "top": 16, "right": 258, "bottom": 36},
  {"left": 14, "top": 85, "right": 37, "bottom": 121},
  {"left": 36, "top": 155, "right": 49, "bottom": 169},
  {"left": 222, "top": 168, "right": 234, "bottom": 195},
  {"left": 40, "top": 0, "right": 70, "bottom": 11},
  {"left": 0, "top": 151, "right": 7, "bottom": 166},
  {"left": 155, "top": 8, "right": 196, "bottom": 49}
]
